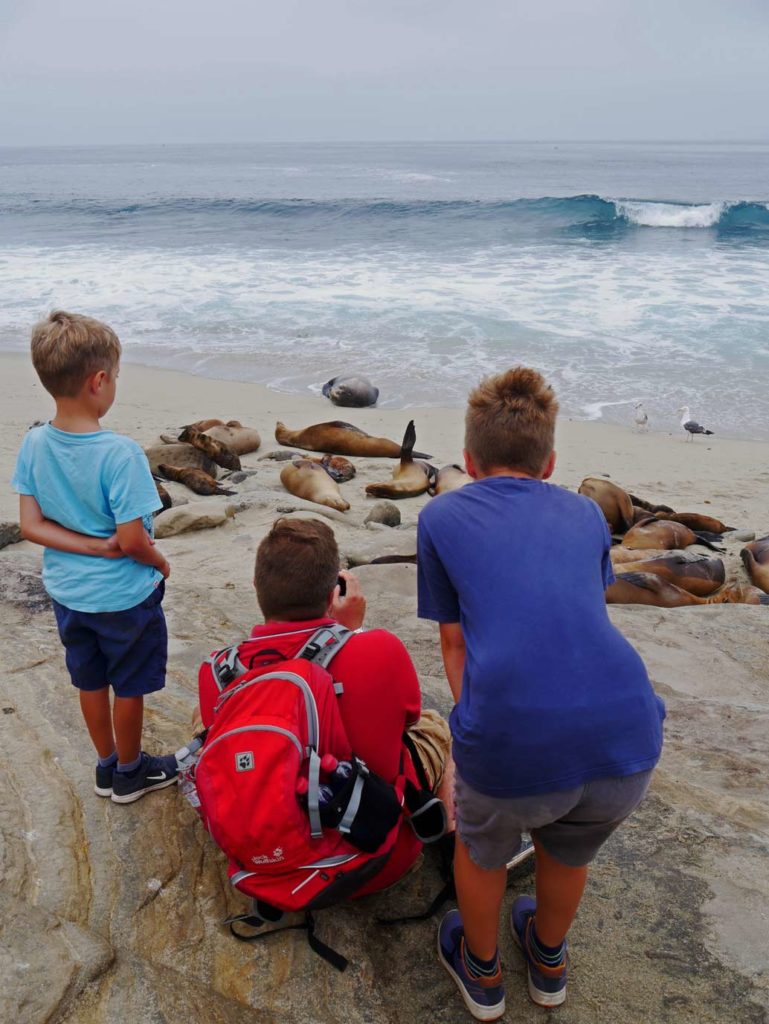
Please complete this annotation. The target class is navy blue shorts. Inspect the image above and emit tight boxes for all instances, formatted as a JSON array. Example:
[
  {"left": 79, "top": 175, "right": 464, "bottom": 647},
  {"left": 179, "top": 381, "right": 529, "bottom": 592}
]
[{"left": 51, "top": 582, "right": 167, "bottom": 698}]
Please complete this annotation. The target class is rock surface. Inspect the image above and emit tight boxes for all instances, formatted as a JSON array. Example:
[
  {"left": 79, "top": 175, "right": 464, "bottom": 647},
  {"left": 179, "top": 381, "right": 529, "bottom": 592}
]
[
  {"left": 364, "top": 501, "right": 401, "bottom": 528},
  {"left": 154, "top": 502, "right": 236, "bottom": 538},
  {"left": 0, "top": 521, "right": 21, "bottom": 549}
]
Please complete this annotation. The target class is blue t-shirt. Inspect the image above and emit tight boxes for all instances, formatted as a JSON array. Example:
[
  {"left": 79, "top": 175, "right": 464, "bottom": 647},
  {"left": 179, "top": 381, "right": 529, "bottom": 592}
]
[
  {"left": 417, "top": 476, "right": 665, "bottom": 798},
  {"left": 12, "top": 424, "right": 162, "bottom": 613}
]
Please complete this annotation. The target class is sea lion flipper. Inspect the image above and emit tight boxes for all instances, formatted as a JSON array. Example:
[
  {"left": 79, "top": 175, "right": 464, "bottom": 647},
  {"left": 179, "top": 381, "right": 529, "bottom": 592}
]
[
  {"left": 322, "top": 377, "right": 337, "bottom": 397},
  {"left": 400, "top": 420, "right": 416, "bottom": 462},
  {"left": 692, "top": 532, "right": 725, "bottom": 552}
]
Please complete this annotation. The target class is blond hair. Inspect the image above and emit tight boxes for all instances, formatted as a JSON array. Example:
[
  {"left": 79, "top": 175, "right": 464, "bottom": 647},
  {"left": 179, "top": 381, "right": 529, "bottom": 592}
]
[
  {"left": 30, "top": 311, "right": 121, "bottom": 397},
  {"left": 465, "top": 367, "right": 558, "bottom": 476}
]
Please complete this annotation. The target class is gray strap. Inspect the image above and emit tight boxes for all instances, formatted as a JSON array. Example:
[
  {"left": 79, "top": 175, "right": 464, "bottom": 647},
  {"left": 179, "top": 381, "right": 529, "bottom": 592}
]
[
  {"left": 307, "top": 750, "right": 323, "bottom": 839},
  {"left": 210, "top": 645, "right": 248, "bottom": 691},
  {"left": 296, "top": 624, "right": 354, "bottom": 671},
  {"left": 333, "top": 682, "right": 344, "bottom": 696},
  {"left": 338, "top": 774, "right": 365, "bottom": 835}
]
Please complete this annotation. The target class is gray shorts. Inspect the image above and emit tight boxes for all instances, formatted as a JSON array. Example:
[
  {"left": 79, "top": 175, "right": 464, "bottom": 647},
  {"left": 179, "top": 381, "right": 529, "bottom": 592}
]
[{"left": 455, "top": 769, "right": 653, "bottom": 869}]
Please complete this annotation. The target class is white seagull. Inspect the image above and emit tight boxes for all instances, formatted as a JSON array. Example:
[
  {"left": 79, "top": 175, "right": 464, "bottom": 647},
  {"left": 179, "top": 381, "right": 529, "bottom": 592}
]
[
  {"left": 677, "top": 406, "right": 714, "bottom": 441},
  {"left": 633, "top": 402, "right": 649, "bottom": 431}
]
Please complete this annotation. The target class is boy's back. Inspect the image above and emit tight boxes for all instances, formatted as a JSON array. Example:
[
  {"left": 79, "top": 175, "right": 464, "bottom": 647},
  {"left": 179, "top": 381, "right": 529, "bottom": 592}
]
[{"left": 14, "top": 422, "right": 161, "bottom": 612}]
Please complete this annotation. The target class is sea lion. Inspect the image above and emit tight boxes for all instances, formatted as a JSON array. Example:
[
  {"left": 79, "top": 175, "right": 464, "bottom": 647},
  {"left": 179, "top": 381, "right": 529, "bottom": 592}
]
[
  {"left": 202, "top": 424, "right": 261, "bottom": 456},
  {"left": 631, "top": 506, "right": 658, "bottom": 525},
  {"left": 177, "top": 426, "right": 242, "bottom": 471},
  {"left": 622, "top": 520, "right": 724, "bottom": 553},
  {"left": 314, "top": 454, "right": 356, "bottom": 483},
  {"left": 280, "top": 460, "right": 350, "bottom": 512},
  {"left": 607, "top": 573, "right": 768, "bottom": 607},
  {"left": 740, "top": 536, "right": 769, "bottom": 594},
  {"left": 187, "top": 418, "right": 226, "bottom": 432},
  {"left": 145, "top": 443, "right": 217, "bottom": 477},
  {"left": 611, "top": 552, "right": 725, "bottom": 596},
  {"left": 370, "top": 554, "right": 418, "bottom": 565},
  {"left": 365, "top": 422, "right": 435, "bottom": 499},
  {"left": 275, "top": 420, "right": 431, "bottom": 459},
  {"left": 628, "top": 494, "right": 676, "bottom": 515},
  {"left": 656, "top": 512, "right": 735, "bottom": 534},
  {"left": 157, "top": 464, "right": 235, "bottom": 497},
  {"left": 322, "top": 375, "right": 380, "bottom": 408},
  {"left": 578, "top": 478, "right": 634, "bottom": 533},
  {"left": 155, "top": 480, "right": 173, "bottom": 512},
  {"left": 429, "top": 464, "right": 472, "bottom": 496}
]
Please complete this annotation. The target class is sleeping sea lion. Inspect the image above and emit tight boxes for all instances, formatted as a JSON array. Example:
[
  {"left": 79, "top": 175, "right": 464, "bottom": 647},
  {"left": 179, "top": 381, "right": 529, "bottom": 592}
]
[
  {"left": 628, "top": 494, "right": 676, "bottom": 515},
  {"left": 365, "top": 422, "right": 435, "bottom": 499},
  {"left": 429, "top": 464, "right": 472, "bottom": 496},
  {"left": 607, "top": 572, "right": 768, "bottom": 607},
  {"left": 202, "top": 424, "right": 261, "bottom": 456},
  {"left": 322, "top": 375, "right": 380, "bottom": 408},
  {"left": 280, "top": 460, "right": 350, "bottom": 512},
  {"left": 145, "top": 443, "right": 217, "bottom": 477},
  {"left": 187, "top": 418, "right": 226, "bottom": 432},
  {"left": 578, "top": 478, "right": 634, "bottom": 533},
  {"left": 611, "top": 552, "right": 725, "bottom": 596},
  {"left": 314, "top": 454, "right": 356, "bottom": 483},
  {"left": 157, "top": 465, "right": 235, "bottom": 496},
  {"left": 632, "top": 506, "right": 658, "bottom": 525},
  {"left": 622, "top": 520, "right": 724, "bottom": 553},
  {"left": 656, "top": 512, "right": 735, "bottom": 534},
  {"left": 275, "top": 420, "right": 431, "bottom": 459},
  {"left": 155, "top": 480, "right": 173, "bottom": 512},
  {"left": 177, "top": 426, "right": 242, "bottom": 471},
  {"left": 740, "top": 536, "right": 769, "bottom": 594}
]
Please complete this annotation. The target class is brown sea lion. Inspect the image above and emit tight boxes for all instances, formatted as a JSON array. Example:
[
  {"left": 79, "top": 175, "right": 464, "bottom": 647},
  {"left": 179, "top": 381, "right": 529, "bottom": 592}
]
[
  {"left": 607, "top": 572, "right": 768, "bottom": 607},
  {"left": 656, "top": 512, "right": 735, "bottom": 534},
  {"left": 632, "top": 506, "right": 658, "bottom": 525},
  {"left": 365, "top": 422, "right": 435, "bottom": 499},
  {"left": 740, "top": 536, "right": 769, "bottom": 594},
  {"left": 177, "top": 426, "right": 242, "bottom": 471},
  {"left": 622, "top": 520, "right": 724, "bottom": 553},
  {"left": 628, "top": 494, "right": 676, "bottom": 514},
  {"left": 280, "top": 460, "right": 350, "bottom": 512},
  {"left": 157, "top": 464, "right": 235, "bottom": 497},
  {"left": 611, "top": 552, "right": 725, "bottom": 596},
  {"left": 578, "top": 478, "right": 634, "bottom": 533},
  {"left": 313, "top": 454, "right": 356, "bottom": 483},
  {"left": 145, "top": 443, "right": 217, "bottom": 477},
  {"left": 155, "top": 481, "right": 173, "bottom": 512},
  {"left": 429, "top": 464, "right": 472, "bottom": 496},
  {"left": 275, "top": 420, "right": 431, "bottom": 459},
  {"left": 202, "top": 424, "right": 261, "bottom": 456},
  {"left": 187, "top": 418, "right": 225, "bottom": 431}
]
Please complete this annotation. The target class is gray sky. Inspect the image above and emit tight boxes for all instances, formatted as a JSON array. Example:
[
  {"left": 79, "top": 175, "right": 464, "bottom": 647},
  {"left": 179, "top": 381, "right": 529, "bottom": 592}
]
[{"left": 1, "top": 0, "right": 767, "bottom": 145}]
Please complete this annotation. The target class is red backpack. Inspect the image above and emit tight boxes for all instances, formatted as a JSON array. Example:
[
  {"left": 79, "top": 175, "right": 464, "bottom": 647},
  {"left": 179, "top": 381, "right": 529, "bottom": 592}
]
[{"left": 188, "top": 625, "right": 407, "bottom": 968}]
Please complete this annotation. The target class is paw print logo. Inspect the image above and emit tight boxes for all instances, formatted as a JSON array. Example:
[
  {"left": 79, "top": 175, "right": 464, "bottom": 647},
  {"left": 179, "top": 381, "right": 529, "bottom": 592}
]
[
  {"left": 273, "top": 847, "right": 283, "bottom": 859},
  {"left": 235, "top": 751, "right": 254, "bottom": 772}
]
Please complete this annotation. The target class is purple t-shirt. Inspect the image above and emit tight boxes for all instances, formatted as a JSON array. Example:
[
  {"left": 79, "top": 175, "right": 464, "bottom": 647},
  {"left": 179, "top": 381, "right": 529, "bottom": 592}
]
[{"left": 417, "top": 476, "right": 664, "bottom": 798}]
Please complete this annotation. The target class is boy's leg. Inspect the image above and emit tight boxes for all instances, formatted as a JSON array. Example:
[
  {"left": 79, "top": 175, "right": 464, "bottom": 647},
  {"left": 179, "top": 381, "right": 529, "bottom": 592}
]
[
  {"left": 113, "top": 695, "right": 143, "bottom": 766},
  {"left": 79, "top": 687, "right": 116, "bottom": 760},
  {"left": 454, "top": 834, "right": 507, "bottom": 960},
  {"left": 531, "top": 838, "right": 588, "bottom": 946}
]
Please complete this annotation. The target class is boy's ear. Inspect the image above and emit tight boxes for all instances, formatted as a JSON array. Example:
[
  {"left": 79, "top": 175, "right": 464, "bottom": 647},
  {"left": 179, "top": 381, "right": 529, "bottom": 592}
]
[
  {"left": 541, "top": 451, "right": 557, "bottom": 480},
  {"left": 88, "top": 369, "right": 109, "bottom": 394},
  {"left": 463, "top": 449, "right": 480, "bottom": 479}
]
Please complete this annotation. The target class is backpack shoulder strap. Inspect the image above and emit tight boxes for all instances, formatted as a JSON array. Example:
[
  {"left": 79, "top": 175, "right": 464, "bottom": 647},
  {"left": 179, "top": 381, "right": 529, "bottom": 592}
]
[
  {"left": 204, "top": 644, "right": 249, "bottom": 692},
  {"left": 295, "top": 624, "right": 355, "bottom": 693}
]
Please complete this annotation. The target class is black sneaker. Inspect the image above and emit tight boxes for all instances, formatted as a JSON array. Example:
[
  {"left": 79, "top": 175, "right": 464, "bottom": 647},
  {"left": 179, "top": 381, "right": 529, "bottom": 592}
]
[
  {"left": 95, "top": 762, "right": 115, "bottom": 797},
  {"left": 111, "top": 753, "right": 178, "bottom": 804}
]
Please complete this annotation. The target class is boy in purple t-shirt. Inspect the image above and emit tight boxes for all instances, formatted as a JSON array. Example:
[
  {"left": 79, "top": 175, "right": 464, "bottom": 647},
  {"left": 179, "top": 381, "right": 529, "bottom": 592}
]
[{"left": 417, "top": 367, "right": 664, "bottom": 1020}]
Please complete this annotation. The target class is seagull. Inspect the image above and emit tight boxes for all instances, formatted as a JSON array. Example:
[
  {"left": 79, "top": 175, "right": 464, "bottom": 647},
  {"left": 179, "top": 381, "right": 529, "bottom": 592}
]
[
  {"left": 677, "top": 406, "right": 714, "bottom": 441},
  {"left": 633, "top": 402, "right": 649, "bottom": 431}
]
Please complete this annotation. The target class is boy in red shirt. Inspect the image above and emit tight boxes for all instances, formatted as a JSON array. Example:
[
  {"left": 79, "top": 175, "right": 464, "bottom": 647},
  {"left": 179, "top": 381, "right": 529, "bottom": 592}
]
[{"left": 198, "top": 516, "right": 451, "bottom": 892}]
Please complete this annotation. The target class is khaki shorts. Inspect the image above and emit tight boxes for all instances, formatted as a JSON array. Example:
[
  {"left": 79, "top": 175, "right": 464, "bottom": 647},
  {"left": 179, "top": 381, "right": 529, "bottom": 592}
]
[{"left": 406, "top": 708, "right": 451, "bottom": 792}]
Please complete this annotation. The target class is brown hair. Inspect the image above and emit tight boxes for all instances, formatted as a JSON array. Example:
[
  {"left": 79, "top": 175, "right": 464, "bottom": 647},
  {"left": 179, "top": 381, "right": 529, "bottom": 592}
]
[
  {"left": 465, "top": 366, "right": 558, "bottom": 476},
  {"left": 255, "top": 517, "right": 340, "bottom": 621},
  {"left": 30, "top": 311, "right": 121, "bottom": 398}
]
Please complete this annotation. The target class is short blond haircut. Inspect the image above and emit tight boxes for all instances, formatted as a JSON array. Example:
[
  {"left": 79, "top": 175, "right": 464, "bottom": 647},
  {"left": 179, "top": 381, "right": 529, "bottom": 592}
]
[
  {"left": 30, "top": 311, "right": 121, "bottom": 398},
  {"left": 465, "top": 366, "right": 558, "bottom": 476}
]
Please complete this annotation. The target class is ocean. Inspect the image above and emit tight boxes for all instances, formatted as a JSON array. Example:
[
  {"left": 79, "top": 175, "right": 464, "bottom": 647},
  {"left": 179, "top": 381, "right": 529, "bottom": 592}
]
[{"left": 1, "top": 141, "right": 768, "bottom": 437}]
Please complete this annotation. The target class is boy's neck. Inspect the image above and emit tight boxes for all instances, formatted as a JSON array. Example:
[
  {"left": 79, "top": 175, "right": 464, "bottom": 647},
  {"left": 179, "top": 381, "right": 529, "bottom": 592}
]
[
  {"left": 476, "top": 468, "right": 542, "bottom": 481},
  {"left": 51, "top": 397, "right": 103, "bottom": 434}
]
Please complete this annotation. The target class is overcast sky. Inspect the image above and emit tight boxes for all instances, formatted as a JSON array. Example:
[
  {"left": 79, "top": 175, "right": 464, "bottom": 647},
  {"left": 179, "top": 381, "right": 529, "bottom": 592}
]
[{"left": 1, "top": 0, "right": 767, "bottom": 146}]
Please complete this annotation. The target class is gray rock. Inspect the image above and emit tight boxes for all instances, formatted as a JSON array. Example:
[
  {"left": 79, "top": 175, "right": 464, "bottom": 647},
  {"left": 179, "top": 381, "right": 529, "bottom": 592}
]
[
  {"left": 365, "top": 521, "right": 389, "bottom": 531},
  {"left": 225, "top": 470, "right": 259, "bottom": 484},
  {"left": 723, "top": 530, "right": 756, "bottom": 543},
  {"left": 0, "top": 563, "right": 49, "bottom": 611},
  {"left": 364, "top": 501, "right": 401, "bottom": 528},
  {"left": 153, "top": 502, "right": 236, "bottom": 538},
  {"left": 0, "top": 522, "right": 22, "bottom": 549}
]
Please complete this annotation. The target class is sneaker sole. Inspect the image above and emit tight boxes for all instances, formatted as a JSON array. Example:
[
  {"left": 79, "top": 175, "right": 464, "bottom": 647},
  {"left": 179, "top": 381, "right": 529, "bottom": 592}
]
[
  {"left": 511, "top": 919, "right": 567, "bottom": 1008},
  {"left": 111, "top": 776, "right": 178, "bottom": 804},
  {"left": 436, "top": 933, "right": 506, "bottom": 1022},
  {"left": 94, "top": 785, "right": 113, "bottom": 798}
]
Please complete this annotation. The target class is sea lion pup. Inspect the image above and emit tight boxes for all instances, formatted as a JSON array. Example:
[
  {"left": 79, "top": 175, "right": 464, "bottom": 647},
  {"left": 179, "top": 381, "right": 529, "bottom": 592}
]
[
  {"left": 200, "top": 423, "right": 261, "bottom": 456},
  {"left": 612, "top": 552, "right": 725, "bottom": 597},
  {"left": 322, "top": 375, "right": 380, "bottom": 408},
  {"left": 145, "top": 443, "right": 217, "bottom": 477},
  {"left": 177, "top": 426, "right": 242, "bottom": 471},
  {"left": 428, "top": 464, "right": 472, "bottom": 496},
  {"left": 365, "top": 422, "right": 436, "bottom": 499},
  {"left": 740, "top": 536, "right": 769, "bottom": 594},
  {"left": 275, "top": 420, "right": 431, "bottom": 459},
  {"left": 623, "top": 519, "right": 724, "bottom": 553},
  {"left": 280, "top": 459, "right": 350, "bottom": 512},
  {"left": 157, "top": 464, "right": 235, "bottom": 496},
  {"left": 656, "top": 512, "right": 735, "bottom": 534},
  {"left": 578, "top": 478, "right": 634, "bottom": 533},
  {"left": 313, "top": 454, "right": 356, "bottom": 483}
]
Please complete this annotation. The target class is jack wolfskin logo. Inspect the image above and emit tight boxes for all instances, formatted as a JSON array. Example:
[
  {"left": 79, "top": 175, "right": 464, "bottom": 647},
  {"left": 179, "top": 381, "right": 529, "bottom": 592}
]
[
  {"left": 251, "top": 847, "right": 285, "bottom": 865},
  {"left": 235, "top": 751, "right": 254, "bottom": 772}
]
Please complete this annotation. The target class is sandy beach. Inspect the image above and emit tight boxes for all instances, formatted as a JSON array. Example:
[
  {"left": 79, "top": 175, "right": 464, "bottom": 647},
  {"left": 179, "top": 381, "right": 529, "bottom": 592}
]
[{"left": 1, "top": 352, "right": 768, "bottom": 1023}]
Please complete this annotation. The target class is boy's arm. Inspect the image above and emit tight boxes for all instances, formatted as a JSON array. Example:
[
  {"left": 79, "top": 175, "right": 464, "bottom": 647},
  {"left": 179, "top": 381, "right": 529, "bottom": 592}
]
[
  {"left": 116, "top": 518, "right": 170, "bottom": 579},
  {"left": 439, "top": 622, "right": 466, "bottom": 703},
  {"left": 19, "top": 495, "right": 123, "bottom": 558}
]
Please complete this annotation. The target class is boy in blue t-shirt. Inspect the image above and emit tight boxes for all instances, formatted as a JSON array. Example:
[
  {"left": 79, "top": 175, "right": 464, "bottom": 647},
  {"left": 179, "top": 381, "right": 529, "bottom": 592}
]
[
  {"left": 12, "top": 311, "right": 178, "bottom": 804},
  {"left": 417, "top": 367, "right": 664, "bottom": 1020}
]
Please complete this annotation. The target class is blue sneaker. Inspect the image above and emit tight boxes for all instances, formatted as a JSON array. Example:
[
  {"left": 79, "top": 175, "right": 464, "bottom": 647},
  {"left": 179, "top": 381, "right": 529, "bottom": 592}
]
[
  {"left": 95, "top": 762, "right": 114, "bottom": 797},
  {"left": 510, "top": 895, "right": 568, "bottom": 1007},
  {"left": 437, "top": 910, "right": 505, "bottom": 1022},
  {"left": 111, "top": 753, "right": 178, "bottom": 804}
]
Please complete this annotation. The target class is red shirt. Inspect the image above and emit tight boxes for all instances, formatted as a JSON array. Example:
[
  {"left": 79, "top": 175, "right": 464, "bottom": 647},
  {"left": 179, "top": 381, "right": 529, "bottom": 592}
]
[{"left": 199, "top": 617, "right": 424, "bottom": 892}]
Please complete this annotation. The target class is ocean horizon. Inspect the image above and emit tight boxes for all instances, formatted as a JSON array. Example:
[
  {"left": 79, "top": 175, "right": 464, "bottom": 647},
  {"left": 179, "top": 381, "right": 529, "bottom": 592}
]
[{"left": 2, "top": 141, "right": 768, "bottom": 438}]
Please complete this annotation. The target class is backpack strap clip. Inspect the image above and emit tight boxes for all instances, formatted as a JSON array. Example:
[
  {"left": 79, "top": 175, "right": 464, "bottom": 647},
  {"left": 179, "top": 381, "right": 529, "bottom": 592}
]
[
  {"left": 207, "top": 644, "right": 249, "bottom": 691},
  {"left": 296, "top": 624, "right": 354, "bottom": 682}
]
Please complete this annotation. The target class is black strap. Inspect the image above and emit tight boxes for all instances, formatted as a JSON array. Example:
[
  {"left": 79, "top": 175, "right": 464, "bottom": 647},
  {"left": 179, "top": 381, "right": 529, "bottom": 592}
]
[
  {"left": 376, "top": 832, "right": 456, "bottom": 927},
  {"left": 402, "top": 730, "right": 432, "bottom": 792},
  {"left": 228, "top": 911, "right": 348, "bottom": 971}
]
